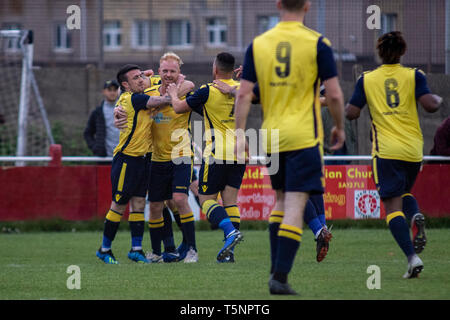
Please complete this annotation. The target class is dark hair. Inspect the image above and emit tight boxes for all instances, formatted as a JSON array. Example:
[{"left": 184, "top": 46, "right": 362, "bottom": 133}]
[
  {"left": 116, "top": 64, "right": 141, "bottom": 90},
  {"left": 281, "top": 0, "right": 307, "bottom": 11},
  {"left": 215, "top": 52, "right": 235, "bottom": 73},
  {"left": 377, "top": 31, "right": 407, "bottom": 64}
]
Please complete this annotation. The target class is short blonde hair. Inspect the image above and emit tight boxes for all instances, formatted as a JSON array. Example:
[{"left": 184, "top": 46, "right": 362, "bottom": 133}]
[{"left": 160, "top": 52, "right": 183, "bottom": 67}]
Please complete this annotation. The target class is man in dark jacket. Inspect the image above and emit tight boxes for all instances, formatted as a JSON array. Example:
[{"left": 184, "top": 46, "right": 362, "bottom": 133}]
[{"left": 84, "top": 80, "right": 120, "bottom": 158}]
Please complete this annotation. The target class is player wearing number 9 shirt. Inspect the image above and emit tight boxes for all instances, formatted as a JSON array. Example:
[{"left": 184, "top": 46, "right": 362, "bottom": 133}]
[
  {"left": 235, "top": 0, "right": 345, "bottom": 295},
  {"left": 346, "top": 31, "right": 442, "bottom": 279}
]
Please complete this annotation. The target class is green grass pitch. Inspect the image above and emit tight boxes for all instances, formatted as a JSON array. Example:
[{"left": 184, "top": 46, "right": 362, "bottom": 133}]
[{"left": 1, "top": 228, "right": 449, "bottom": 300}]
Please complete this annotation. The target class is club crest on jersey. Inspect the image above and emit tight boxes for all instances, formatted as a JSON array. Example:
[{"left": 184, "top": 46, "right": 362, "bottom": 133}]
[{"left": 354, "top": 190, "right": 380, "bottom": 219}]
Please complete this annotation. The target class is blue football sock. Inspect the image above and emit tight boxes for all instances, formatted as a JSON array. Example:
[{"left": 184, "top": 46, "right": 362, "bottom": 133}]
[
  {"left": 162, "top": 207, "right": 176, "bottom": 252},
  {"left": 402, "top": 193, "right": 420, "bottom": 221},
  {"left": 203, "top": 200, "right": 235, "bottom": 237},
  {"left": 218, "top": 218, "right": 235, "bottom": 237},
  {"left": 129, "top": 212, "right": 145, "bottom": 250},
  {"left": 269, "top": 211, "right": 284, "bottom": 274},
  {"left": 180, "top": 212, "right": 196, "bottom": 250},
  {"left": 274, "top": 224, "right": 302, "bottom": 283},
  {"left": 102, "top": 210, "right": 122, "bottom": 250},
  {"left": 310, "top": 194, "right": 327, "bottom": 226},
  {"left": 304, "top": 200, "right": 323, "bottom": 237},
  {"left": 148, "top": 217, "right": 164, "bottom": 255},
  {"left": 387, "top": 211, "right": 415, "bottom": 258}
]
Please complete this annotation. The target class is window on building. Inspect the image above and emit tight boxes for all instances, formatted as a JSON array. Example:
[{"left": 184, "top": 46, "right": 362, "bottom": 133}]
[
  {"left": 207, "top": 18, "right": 227, "bottom": 46},
  {"left": 104, "top": 20, "right": 122, "bottom": 50},
  {"left": 258, "top": 15, "right": 279, "bottom": 34},
  {"left": 380, "top": 13, "right": 397, "bottom": 36},
  {"left": 2, "top": 23, "right": 22, "bottom": 52},
  {"left": 167, "top": 20, "right": 191, "bottom": 47},
  {"left": 132, "top": 20, "right": 161, "bottom": 48},
  {"left": 149, "top": 21, "right": 161, "bottom": 47},
  {"left": 54, "top": 23, "right": 72, "bottom": 51},
  {"left": 132, "top": 20, "right": 149, "bottom": 48}
]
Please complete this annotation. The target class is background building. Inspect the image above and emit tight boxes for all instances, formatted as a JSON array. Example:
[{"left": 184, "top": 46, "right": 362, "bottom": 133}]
[
  {"left": 0, "top": 0, "right": 448, "bottom": 157},
  {"left": 0, "top": 0, "right": 447, "bottom": 75}
]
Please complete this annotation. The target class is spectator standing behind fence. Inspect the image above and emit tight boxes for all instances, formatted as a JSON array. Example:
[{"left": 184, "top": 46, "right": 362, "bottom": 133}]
[
  {"left": 430, "top": 116, "right": 450, "bottom": 157},
  {"left": 84, "top": 80, "right": 120, "bottom": 159}
]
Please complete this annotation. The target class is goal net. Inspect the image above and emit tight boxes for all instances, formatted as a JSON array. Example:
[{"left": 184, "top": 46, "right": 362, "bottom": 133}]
[{"left": 0, "top": 30, "right": 54, "bottom": 166}]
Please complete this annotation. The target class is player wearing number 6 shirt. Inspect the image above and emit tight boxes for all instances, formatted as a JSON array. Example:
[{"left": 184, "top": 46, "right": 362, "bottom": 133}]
[
  {"left": 346, "top": 31, "right": 442, "bottom": 279},
  {"left": 168, "top": 52, "right": 244, "bottom": 263},
  {"left": 235, "top": 0, "right": 345, "bottom": 295}
]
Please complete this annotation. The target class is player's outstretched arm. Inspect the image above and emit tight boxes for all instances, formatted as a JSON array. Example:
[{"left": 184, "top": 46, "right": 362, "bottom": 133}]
[
  {"left": 143, "top": 69, "right": 154, "bottom": 78},
  {"left": 213, "top": 80, "right": 259, "bottom": 103},
  {"left": 167, "top": 83, "right": 192, "bottom": 114},
  {"left": 177, "top": 77, "right": 195, "bottom": 98},
  {"left": 418, "top": 94, "right": 442, "bottom": 113},
  {"left": 212, "top": 80, "right": 238, "bottom": 97},
  {"left": 323, "top": 77, "right": 345, "bottom": 151},
  {"left": 415, "top": 70, "right": 442, "bottom": 113},
  {"left": 345, "top": 104, "right": 362, "bottom": 120},
  {"left": 146, "top": 95, "right": 171, "bottom": 109}
]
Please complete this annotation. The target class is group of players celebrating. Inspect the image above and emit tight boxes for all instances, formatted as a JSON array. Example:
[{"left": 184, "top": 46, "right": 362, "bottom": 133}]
[{"left": 95, "top": 0, "right": 443, "bottom": 295}]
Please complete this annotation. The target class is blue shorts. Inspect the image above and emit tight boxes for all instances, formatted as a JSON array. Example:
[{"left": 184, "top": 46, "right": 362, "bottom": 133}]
[
  {"left": 198, "top": 157, "right": 246, "bottom": 195},
  {"left": 111, "top": 152, "right": 148, "bottom": 205},
  {"left": 372, "top": 157, "right": 421, "bottom": 199},
  {"left": 148, "top": 157, "right": 193, "bottom": 202},
  {"left": 267, "top": 145, "right": 324, "bottom": 194}
]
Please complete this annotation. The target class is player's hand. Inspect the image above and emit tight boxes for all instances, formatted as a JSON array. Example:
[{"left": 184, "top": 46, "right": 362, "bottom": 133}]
[
  {"left": 234, "top": 65, "right": 243, "bottom": 80},
  {"left": 176, "top": 74, "right": 185, "bottom": 86},
  {"left": 143, "top": 69, "right": 154, "bottom": 77},
  {"left": 114, "top": 105, "right": 128, "bottom": 130},
  {"left": 166, "top": 83, "right": 179, "bottom": 98},
  {"left": 235, "top": 132, "right": 249, "bottom": 164},
  {"left": 212, "top": 80, "right": 236, "bottom": 96},
  {"left": 329, "top": 126, "right": 345, "bottom": 151}
]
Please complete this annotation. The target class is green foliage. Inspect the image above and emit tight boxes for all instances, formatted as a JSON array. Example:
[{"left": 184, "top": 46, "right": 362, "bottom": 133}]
[
  {"left": 0, "top": 125, "right": 16, "bottom": 156},
  {"left": 52, "top": 120, "right": 91, "bottom": 156}
]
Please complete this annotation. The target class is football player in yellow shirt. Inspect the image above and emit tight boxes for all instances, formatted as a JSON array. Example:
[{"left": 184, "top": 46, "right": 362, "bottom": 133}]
[
  {"left": 96, "top": 64, "right": 172, "bottom": 264},
  {"left": 168, "top": 52, "right": 245, "bottom": 263},
  {"left": 115, "top": 64, "right": 195, "bottom": 263},
  {"left": 114, "top": 53, "right": 198, "bottom": 263},
  {"left": 346, "top": 31, "right": 442, "bottom": 279},
  {"left": 234, "top": 0, "right": 345, "bottom": 294}
]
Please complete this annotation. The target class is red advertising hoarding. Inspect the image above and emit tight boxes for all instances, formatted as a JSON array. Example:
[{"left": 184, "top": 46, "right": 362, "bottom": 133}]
[
  {"left": 230, "top": 165, "right": 386, "bottom": 221},
  {"left": 0, "top": 164, "right": 449, "bottom": 221}
]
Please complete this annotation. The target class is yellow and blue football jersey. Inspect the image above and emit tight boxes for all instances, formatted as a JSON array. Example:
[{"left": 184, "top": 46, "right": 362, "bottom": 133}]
[
  {"left": 349, "top": 64, "right": 431, "bottom": 162},
  {"left": 149, "top": 85, "right": 192, "bottom": 162},
  {"left": 241, "top": 21, "right": 338, "bottom": 154},
  {"left": 186, "top": 79, "right": 240, "bottom": 161},
  {"left": 150, "top": 75, "right": 162, "bottom": 87},
  {"left": 113, "top": 91, "right": 152, "bottom": 157}
]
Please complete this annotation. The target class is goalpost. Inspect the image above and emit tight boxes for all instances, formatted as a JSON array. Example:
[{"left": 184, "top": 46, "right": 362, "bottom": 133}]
[{"left": 0, "top": 29, "right": 54, "bottom": 166}]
